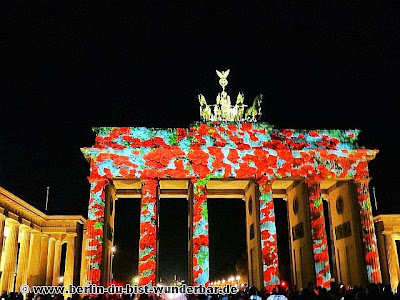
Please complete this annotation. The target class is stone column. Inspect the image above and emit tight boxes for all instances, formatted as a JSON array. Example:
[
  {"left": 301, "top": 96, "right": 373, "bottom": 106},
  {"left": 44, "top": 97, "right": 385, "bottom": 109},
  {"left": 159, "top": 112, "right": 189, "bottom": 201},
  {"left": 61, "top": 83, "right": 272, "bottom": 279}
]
[
  {"left": 187, "top": 181, "right": 194, "bottom": 285},
  {"left": 190, "top": 179, "right": 209, "bottom": 286},
  {"left": 39, "top": 235, "right": 49, "bottom": 285},
  {"left": 80, "top": 229, "right": 88, "bottom": 286},
  {"left": 307, "top": 181, "right": 331, "bottom": 288},
  {"left": 0, "top": 219, "right": 20, "bottom": 293},
  {"left": 138, "top": 179, "right": 159, "bottom": 286},
  {"left": 257, "top": 178, "right": 279, "bottom": 290},
  {"left": 52, "top": 240, "right": 62, "bottom": 286},
  {"left": 64, "top": 234, "right": 76, "bottom": 297},
  {"left": 27, "top": 232, "right": 43, "bottom": 286},
  {"left": 86, "top": 178, "right": 108, "bottom": 286},
  {"left": 16, "top": 226, "right": 31, "bottom": 289},
  {"left": 385, "top": 234, "right": 399, "bottom": 291},
  {"left": 0, "top": 214, "right": 6, "bottom": 262},
  {"left": 355, "top": 180, "right": 382, "bottom": 283},
  {"left": 46, "top": 238, "right": 56, "bottom": 285}
]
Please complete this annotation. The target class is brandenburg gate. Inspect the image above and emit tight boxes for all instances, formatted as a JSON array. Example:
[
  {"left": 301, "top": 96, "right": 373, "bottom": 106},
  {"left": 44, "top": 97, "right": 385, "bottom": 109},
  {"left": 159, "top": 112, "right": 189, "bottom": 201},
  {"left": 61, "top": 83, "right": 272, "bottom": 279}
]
[{"left": 81, "top": 70, "right": 382, "bottom": 291}]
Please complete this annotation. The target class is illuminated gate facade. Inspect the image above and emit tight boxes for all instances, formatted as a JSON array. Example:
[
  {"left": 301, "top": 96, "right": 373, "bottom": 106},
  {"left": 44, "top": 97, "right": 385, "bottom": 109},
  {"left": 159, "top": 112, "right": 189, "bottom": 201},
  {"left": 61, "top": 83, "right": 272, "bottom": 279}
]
[{"left": 81, "top": 71, "right": 382, "bottom": 291}]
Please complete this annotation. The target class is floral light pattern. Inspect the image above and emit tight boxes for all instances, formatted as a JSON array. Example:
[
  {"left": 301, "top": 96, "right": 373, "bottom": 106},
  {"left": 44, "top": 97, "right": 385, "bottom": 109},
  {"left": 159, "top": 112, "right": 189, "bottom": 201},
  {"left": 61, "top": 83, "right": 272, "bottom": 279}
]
[
  {"left": 192, "top": 178, "right": 210, "bottom": 285},
  {"left": 138, "top": 179, "right": 158, "bottom": 286},
  {"left": 307, "top": 181, "right": 331, "bottom": 288},
  {"left": 82, "top": 122, "right": 381, "bottom": 288},
  {"left": 356, "top": 180, "right": 382, "bottom": 283},
  {"left": 258, "top": 178, "right": 279, "bottom": 290},
  {"left": 86, "top": 178, "right": 108, "bottom": 285}
]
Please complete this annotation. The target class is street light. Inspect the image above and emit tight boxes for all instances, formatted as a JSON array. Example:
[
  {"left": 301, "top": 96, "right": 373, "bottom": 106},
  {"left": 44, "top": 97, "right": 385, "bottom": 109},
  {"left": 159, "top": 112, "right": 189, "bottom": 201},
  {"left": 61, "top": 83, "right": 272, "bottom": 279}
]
[
  {"left": 236, "top": 275, "right": 241, "bottom": 286},
  {"left": 111, "top": 246, "right": 117, "bottom": 281}
]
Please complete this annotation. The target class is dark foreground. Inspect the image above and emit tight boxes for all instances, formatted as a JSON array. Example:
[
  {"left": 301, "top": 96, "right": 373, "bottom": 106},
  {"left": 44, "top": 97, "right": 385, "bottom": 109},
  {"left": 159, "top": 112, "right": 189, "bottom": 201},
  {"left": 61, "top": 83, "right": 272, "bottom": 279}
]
[{"left": 2, "top": 283, "right": 400, "bottom": 300}]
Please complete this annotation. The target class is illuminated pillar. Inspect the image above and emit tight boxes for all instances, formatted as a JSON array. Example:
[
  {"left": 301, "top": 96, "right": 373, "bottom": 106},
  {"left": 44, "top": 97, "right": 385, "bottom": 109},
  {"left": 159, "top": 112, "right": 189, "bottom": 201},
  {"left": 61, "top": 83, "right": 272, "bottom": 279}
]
[
  {"left": 191, "top": 178, "right": 209, "bottom": 286},
  {"left": 46, "top": 238, "right": 56, "bottom": 285},
  {"left": 188, "top": 181, "right": 194, "bottom": 285},
  {"left": 16, "top": 226, "right": 32, "bottom": 289},
  {"left": 257, "top": 178, "right": 279, "bottom": 290},
  {"left": 138, "top": 179, "right": 159, "bottom": 286},
  {"left": 27, "top": 232, "right": 43, "bottom": 286},
  {"left": 52, "top": 240, "right": 62, "bottom": 286},
  {"left": 64, "top": 234, "right": 76, "bottom": 297},
  {"left": 355, "top": 180, "right": 382, "bottom": 283},
  {"left": 39, "top": 235, "right": 49, "bottom": 285},
  {"left": 0, "top": 214, "right": 6, "bottom": 263},
  {"left": 385, "top": 234, "right": 399, "bottom": 291},
  {"left": 0, "top": 219, "right": 20, "bottom": 292},
  {"left": 307, "top": 181, "right": 331, "bottom": 288},
  {"left": 85, "top": 178, "right": 108, "bottom": 286},
  {"left": 80, "top": 229, "right": 88, "bottom": 286}
]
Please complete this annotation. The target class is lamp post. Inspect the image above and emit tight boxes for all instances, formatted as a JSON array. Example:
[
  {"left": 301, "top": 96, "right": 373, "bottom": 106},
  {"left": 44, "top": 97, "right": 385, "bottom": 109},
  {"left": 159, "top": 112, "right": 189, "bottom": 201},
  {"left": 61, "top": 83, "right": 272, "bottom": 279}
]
[{"left": 111, "top": 246, "right": 117, "bottom": 281}]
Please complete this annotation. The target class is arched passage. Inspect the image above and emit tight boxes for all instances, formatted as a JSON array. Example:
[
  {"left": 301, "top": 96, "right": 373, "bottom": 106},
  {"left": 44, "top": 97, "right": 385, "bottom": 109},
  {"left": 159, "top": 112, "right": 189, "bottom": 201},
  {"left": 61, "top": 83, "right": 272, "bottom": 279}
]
[{"left": 208, "top": 198, "right": 247, "bottom": 283}]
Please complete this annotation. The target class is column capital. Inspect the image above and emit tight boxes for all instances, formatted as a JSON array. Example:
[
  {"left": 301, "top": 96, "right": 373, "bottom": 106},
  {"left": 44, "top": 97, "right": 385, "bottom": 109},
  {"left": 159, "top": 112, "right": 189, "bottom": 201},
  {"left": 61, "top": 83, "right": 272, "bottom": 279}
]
[
  {"left": 305, "top": 178, "right": 322, "bottom": 187},
  {"left": 30, "top": 230, "right": 44, "bottom": 236},
  {"left": 382, "top": 231, "right": 395, "bottom": 236},
  {"left": 5, "top": 218, "right": 20, "bottom": 227},
  {"left": 64, "top": 233, "right": 77, "bottom": 242},
  {"left": 7, "top": 211, "right": 20, "bottom": 222},
  {"left": 189, "top": 177, "right": 208, "bottom": 185},
  {"left": 191, "top": 177, "right": 211, "bottom": 189},
  {"left": 256, "top": 176, "right": 273, "bottom": 186},
  {"left": 140, "top": 178, "right": 159, "bottom": 185},
  {"left": 87, "top": 176, "right": 109, "bottom": 185},
  {"left": 19, "top": 224, "right": 32, "bottom": 232},
  {"left": 21, "top": 218, "right": 31, "bottom": 228},
  {"left": 41, "top": 233, "right": 50, "bottom": 239},
  {"left": 354, "top": 178, "right": 371, "bottom": 184}
]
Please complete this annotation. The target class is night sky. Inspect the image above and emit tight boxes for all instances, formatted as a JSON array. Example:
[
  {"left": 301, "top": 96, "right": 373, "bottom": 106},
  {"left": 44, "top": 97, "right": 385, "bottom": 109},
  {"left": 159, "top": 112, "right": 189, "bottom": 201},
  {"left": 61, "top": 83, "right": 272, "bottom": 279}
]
[{"left": 1, "top": 2, "right": 399, "bottom": 284}]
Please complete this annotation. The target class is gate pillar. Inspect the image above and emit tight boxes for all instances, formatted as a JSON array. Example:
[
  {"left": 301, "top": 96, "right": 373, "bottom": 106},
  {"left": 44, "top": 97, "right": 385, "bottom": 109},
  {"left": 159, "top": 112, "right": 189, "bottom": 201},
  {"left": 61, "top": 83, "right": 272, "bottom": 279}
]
[
  {"left": 244, "top": 181, "right": 263, "bottom": 290},
  {"left": 355, "top": 180, "right": 382, "bottom": 283},
  {"left": 138, "top": 179, "right": 159, "bottom": 286},
  {"left": 307, "top": 181, "right": 331, "bottom": 288},
  {"left": 257, "top": 178, "right": 280, "bottom": 291},
  {"left": 85, "top": 178, "right": 108, "bottom": 286},
  {"left": 189, "top": 179, "right": 209, "bottom": 286}
]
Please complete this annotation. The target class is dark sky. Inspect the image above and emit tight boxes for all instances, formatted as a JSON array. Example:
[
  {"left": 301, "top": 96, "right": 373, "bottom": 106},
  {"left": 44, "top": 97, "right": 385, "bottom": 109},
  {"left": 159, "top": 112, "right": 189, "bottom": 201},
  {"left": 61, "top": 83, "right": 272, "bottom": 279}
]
[{"left": 1, "top": 1, "right": 399, "bottom": 283}]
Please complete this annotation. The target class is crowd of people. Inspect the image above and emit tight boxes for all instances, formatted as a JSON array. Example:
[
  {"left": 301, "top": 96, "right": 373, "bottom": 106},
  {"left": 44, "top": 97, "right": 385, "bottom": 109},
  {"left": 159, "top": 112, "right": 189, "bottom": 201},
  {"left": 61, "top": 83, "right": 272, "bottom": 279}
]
[{"left": 2, "top": 283, "right": 400, "bottom": 300}]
